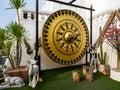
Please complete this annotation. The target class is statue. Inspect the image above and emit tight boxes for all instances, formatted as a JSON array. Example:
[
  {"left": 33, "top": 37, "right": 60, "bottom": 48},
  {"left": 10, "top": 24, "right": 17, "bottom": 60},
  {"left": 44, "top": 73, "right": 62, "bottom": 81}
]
[
  {"left": 27, "top": 38, "right": 43, "bottom": 88},
  {"left": 0, "top": 66, "right": 25, "bottom": 89},
  {"left": 89, "top": 46, "right": 98, "bottom": 73},
  {"left": 28, "top": 59, "right": 40, "bottom": 88}
]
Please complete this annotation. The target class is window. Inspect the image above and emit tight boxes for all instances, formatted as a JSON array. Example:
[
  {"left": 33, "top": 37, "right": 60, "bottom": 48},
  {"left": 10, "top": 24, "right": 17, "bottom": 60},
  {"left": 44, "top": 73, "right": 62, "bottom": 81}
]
[
  {"left": 31, "top": 13, "right": 34, "bottom": 20},
  {"left": 23, "top": 12, "right": 28, "bottom": 19}
]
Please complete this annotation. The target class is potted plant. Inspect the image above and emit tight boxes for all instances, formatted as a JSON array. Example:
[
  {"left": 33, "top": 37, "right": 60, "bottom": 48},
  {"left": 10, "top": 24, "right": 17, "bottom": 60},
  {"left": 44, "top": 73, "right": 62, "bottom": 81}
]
[
  {"left": 6, "top": 22, "right": 28, "bottom": 69},
  {"left": 0, "top": 28, "right": 7, "bottom": 57},
  {"left": 4, "top": 0, "right": 33, "bottom": 79},
  {"left": 103, "top": 21, "right": 120, "bottom": 70},
  {"left": 7, "top": 0, "right": 26, "bottom": 24},
  {"left": 103, "top": 19, "right": 120, "bottom": 81},
  {"left": 98, "top": 27, "right": 110, "bottom": 76},
  {"left": 0, "top": 28, "right": 8, "bottom": 77},
  {"left": 5, "top": 21, "right": 32, "bottom": 79}
]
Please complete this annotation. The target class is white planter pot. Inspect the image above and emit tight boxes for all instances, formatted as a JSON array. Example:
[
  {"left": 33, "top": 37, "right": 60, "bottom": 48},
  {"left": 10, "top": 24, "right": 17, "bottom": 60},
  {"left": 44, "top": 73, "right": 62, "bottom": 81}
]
[
  {"left": 0, "top": 56, "right": 7, "bottom": 77},
  {"left": 110, "top": 68, "right": 120, "bottom": 82},
  {"left": 98, "top": 64, "right": 110, "bottom": 75}
]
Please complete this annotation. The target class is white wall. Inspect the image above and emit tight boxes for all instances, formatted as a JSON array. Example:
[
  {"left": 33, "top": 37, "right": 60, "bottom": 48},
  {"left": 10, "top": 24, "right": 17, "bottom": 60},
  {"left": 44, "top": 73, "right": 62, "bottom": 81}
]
[
  {"left": 86, "top": 0, "right": 107, "bottom": 17},
  {"left": 42, "top": 0, "right": 86, "bottom": 18},
  {"left": 86, "top": 0, "right": 120, "bottom": 17},
  {"left": 107, "top": 0, "right": 120, "bottom": 9}
]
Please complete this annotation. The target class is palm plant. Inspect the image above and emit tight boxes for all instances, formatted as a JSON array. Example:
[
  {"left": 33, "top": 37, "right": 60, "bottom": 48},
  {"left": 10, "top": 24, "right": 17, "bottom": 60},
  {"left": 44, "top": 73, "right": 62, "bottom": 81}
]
[
  {"left": 6, "top": 22, "right": 28, "bottom": 69},
  {"left": 6, "top": 0, "right": 33, "bottom": 69},
  {"left": 0, "top": 28, "right": 13, "bottom": 69},
  {"left": 0, "top": 28, "right": 8, "bottom": 56},
  {"left": 7, "top": 0, "right": 26, "bottom": 24},
  {"left": 98, "top": 27, "right": 106, "bottom": 64},
  {"left": 4, "top": 41, "right": 14, "bottom": 68}
]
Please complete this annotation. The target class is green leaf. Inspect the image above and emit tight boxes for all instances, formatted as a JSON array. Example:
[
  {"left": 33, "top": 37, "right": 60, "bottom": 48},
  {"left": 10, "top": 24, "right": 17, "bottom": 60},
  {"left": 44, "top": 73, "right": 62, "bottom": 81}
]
[{"left": 7, "top": 0, "right": 26, "bottom": 9}]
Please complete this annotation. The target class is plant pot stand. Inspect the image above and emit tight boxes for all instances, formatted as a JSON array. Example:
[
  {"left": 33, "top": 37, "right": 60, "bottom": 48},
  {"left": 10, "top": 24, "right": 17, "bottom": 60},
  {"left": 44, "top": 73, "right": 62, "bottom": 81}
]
[
  {"left": 8, "top": 66, "right": 28, "bottom": 79},
  {"left": 110, "top": 68, "right": 120, "bottom": 82}
]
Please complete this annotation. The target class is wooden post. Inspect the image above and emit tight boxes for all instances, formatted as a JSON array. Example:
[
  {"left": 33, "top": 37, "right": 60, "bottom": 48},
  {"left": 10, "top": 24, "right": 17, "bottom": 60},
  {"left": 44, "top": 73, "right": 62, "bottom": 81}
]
[
  {"left": 85, "top": 67, "right": 93, "bottom": 82},
  {"left": 83, "top": 66, "right": 93, "bottom": 82},
  {"left": 72, "top": 71, "right": 80, "bottom": 82}
]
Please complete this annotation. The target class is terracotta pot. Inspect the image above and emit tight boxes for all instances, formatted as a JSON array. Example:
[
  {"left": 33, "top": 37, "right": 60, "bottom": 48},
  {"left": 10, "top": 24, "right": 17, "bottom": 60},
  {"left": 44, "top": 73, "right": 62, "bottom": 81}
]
[{"left": 8, "top": 66, "right": 28, "bottom": 79}]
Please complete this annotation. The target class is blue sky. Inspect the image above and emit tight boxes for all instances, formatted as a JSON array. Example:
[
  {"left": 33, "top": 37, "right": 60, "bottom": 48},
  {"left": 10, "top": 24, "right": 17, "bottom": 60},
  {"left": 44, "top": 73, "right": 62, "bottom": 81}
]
[{"left": 0, "top": 0, "right": 45, "bottom": 28}]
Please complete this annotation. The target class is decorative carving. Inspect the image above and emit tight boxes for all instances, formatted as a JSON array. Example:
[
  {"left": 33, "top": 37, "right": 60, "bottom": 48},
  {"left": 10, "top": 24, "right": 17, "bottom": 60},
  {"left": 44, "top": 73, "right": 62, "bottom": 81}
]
[{"left": 42, "top": 9, "right": 89, "bottom": 64}]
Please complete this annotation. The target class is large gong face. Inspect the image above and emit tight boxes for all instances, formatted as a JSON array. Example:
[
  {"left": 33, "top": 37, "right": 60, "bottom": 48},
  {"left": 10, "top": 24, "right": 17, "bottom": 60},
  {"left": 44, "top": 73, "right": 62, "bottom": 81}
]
[{"left": 42, "top": 9, "right": 89, "bottom": 64}]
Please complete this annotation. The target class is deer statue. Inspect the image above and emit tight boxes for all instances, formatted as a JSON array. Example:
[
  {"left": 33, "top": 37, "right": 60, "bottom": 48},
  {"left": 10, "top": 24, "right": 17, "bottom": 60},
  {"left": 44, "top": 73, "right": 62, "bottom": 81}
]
[
  {"left": 26, "top": 37, "right": 43, "bottom": 88},
  {"left": 90, "top": 48, "right": 98, "bottom": 73},
  {"left": 0, "top": 66, "right": 25, "bottom": 89},
  {"left": 28, "top": 59, "right": 41, "bottom": 88}
]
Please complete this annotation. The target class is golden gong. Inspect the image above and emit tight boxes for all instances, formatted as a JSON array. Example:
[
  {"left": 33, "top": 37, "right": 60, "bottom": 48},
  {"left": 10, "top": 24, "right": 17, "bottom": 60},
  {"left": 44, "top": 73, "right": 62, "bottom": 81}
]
[{"left": 42, "top": 9, "right": 89, "bottom": 64}]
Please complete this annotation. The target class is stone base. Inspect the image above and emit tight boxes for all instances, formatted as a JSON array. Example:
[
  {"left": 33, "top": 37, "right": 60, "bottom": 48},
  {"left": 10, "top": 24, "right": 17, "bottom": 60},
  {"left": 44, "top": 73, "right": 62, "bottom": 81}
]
[{"left": 110, "top": 68, "right": 120, "bottom": 82}]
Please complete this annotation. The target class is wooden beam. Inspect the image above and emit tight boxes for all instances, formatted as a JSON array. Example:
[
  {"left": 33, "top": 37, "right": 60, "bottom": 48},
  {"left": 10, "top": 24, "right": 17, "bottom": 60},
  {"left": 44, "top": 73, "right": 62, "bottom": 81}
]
[
  {"left": 93, "top": 11, "right": 116, "bottom": 49},
  {"left": 116, "top": 10, "right": 120, "bottom": 21}
]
